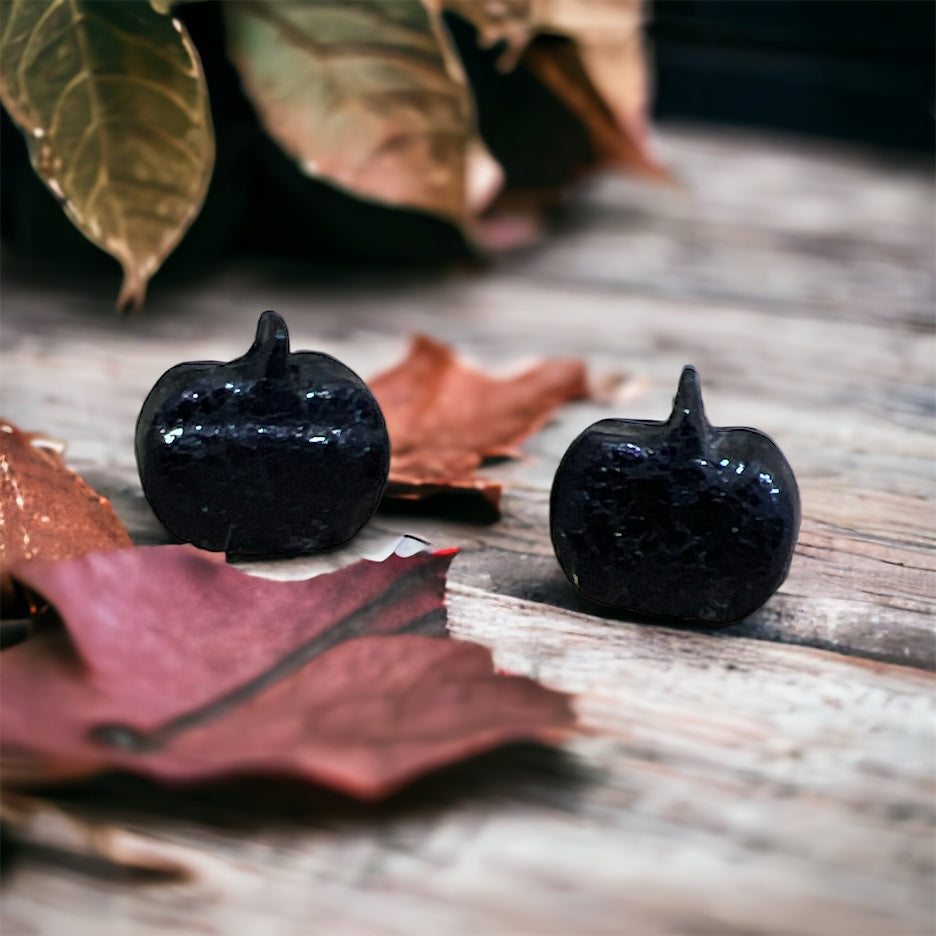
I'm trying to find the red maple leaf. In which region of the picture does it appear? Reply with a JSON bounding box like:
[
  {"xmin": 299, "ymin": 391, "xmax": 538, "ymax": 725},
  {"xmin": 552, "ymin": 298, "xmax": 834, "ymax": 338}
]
[{"xmin": 1, "ymin": 545, "xmax": 572, "ymax": 799}]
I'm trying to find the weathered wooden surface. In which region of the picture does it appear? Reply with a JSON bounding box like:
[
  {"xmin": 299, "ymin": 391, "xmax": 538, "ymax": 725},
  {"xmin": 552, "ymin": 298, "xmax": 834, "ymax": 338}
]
[{"xmin": 1, "ymin": 126, "xmax": 934, "ymax": 935}]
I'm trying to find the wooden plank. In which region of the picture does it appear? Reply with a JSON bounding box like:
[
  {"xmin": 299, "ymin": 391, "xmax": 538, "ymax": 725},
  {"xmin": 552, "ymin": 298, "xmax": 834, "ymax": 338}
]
[
  {"xmin": 2, "ymin": 588, "xmax": 932, "ymax": 936},
  {"xmin": 1, "ymin": 125, "xmax": 933, "ymax": 935},
  {"xmin": 3, "ymin": 269, "xmax": 934, "ymax": 666}
]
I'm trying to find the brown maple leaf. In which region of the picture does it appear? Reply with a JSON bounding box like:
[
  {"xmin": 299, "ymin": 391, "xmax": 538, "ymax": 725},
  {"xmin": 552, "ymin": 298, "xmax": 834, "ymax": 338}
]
[
  {"xmin": 1, "ymin": 545, "xmax": 572, "ymax": 799},
  {"xmin": 370, "ymin": 335, "xmax": 588, "ymax": 516},
  {"xmin": 0, "ymin": 420, "xmax": 132, "ymax": 614}
]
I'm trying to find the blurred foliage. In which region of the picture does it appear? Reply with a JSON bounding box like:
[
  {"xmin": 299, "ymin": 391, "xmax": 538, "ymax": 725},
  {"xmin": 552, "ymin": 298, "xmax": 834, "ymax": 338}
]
[{"xmin": 0, "ymin": 0, "xmax": 661, "ymax": 309}]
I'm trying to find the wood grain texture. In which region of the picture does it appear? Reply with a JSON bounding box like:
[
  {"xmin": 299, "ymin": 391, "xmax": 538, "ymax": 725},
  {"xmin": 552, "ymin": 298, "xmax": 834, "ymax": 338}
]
[{"xmin": 1, "ymin": 125, "xmax": 933, "ymax": 935}]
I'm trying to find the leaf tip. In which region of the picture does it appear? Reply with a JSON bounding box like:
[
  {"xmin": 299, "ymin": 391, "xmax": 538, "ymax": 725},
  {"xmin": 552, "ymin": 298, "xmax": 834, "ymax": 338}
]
[{"xmin": 116, "ymin": 267, "xmax": 147, "ymax": 314}]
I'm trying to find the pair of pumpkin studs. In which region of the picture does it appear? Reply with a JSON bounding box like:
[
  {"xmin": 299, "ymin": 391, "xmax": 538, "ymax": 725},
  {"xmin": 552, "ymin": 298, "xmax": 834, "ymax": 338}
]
[{"xmin": 137, "ymin": 312, "xmax": 800, "ymax": 625}]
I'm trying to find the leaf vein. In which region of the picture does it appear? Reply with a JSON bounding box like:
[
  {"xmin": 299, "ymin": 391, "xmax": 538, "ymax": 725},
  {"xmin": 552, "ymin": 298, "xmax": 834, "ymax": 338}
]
[
  {"xmin": 0, "ymin": 0, "xmax": 25, "ymax": 49},
  {"xmin": 72, "ymin": 72, "xmax": 200, "ymax": 123},
  {"xmin": 120, "ymin": 205, "xmax": 186, "ymax": 227},
  {"xmin": 17, "ymin": 0, "xmax": 72, "ymax": 111},
  {"xmin": 243, "ymin": 0, "xmax": 447, "ymax": 77},
  {"xmin": 292, "ymin": 0, "xmax": 440, "ymax": 51},
  {"xmin": 46, "ymin": 67, "xmax": 91, "ymax": 140},
  {"xmin": 79, "ymin": 5, "xmax": 195, "ymax": 75},
  {"xmin": 60, "ymin": 0, "xmax": 118, "ymax": 248},
  {"xmin": 62, "ymin": 117, "xmax": 203, "ymax": 204}
]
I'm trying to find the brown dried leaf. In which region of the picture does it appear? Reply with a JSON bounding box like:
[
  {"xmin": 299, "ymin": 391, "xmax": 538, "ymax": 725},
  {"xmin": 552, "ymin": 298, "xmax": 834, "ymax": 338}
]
[
  {"xmin": 1, "ymin": 545, "xmax": 572, "ymax": 799},
  {"xmin": 0, "ymin": 420, "xmax": 131, "ymax": 614},
  {"xmin": 371, "ymin": 336, "xmax": 588, "ymax": 514},
  {"xmin": 446, "ymin": 0, "xmax": 667, "ymax": 178},
  {"xmin": 224, "ymin": 0, "xmax": 502, "ymax": 222},
  {"xmin": 521, "ymin": 37, "xmax": 666, "ymax": 179}
]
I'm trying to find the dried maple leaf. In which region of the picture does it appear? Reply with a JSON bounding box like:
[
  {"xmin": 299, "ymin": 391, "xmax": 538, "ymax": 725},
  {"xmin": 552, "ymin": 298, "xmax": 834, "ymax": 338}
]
[
  {"xmin": 1, "ymin": 545, "xmax": 572, "ymax": 799},
  {"xmin": 370, "ymin": 336, "xmax": 588, "ymax": 515},
  {"xmin": 0, "ymin": 420, "xmax": 132, "ymax": 614}
]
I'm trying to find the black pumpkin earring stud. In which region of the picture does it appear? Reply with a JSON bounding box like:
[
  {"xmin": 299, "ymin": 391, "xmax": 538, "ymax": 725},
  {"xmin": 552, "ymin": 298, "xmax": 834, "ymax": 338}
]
[
  {"xmin": 136, "ymin": 311, "xmax": 390, "ymax": 556},
  {"xmin": 549, "ymin": 365, "xmax": 800, "ymax": 624}
]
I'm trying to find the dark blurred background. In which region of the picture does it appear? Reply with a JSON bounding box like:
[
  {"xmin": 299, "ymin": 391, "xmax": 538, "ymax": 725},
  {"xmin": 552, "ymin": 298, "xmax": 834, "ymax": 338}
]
[{"xmin": 650, "ymin": 0, "xmax": 934, "ymax": 153}]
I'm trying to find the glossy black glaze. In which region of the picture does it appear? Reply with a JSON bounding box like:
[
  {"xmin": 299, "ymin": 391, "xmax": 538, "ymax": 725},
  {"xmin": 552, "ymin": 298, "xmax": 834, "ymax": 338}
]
[
  {"xmin": 550, "ymin": 366, "xmax": 800, "ymax": 624},
  {"xmin": 135, "ymin": 311, "xmax": 390, "ymax": 555}
]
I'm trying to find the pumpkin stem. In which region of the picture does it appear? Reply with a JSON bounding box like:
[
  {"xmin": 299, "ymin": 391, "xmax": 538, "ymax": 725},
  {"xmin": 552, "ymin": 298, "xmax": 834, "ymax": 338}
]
[
  {"xmin": 668, "ymin": 365, "xmax": 708, "ymax": 440},
  {"xmin": 251, "ymin": 310, "xmax": 290, "ymax": 374}
]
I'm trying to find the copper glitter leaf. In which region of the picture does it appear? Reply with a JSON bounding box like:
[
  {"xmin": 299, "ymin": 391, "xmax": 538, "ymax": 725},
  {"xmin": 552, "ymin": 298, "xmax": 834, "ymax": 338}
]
[{"xmin": 0, "ymin": 420, "xmax": 131, "ymax": 614}]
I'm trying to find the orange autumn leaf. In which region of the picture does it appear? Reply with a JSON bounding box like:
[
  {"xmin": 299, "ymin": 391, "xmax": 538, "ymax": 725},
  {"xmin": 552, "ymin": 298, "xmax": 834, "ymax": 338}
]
[
  {"xmin": 0, "ymin": 420, "xmax": 132, "ymax": 613},
  {"xmin": 371, "ymin": 336, "xmax": 588, "ymax": 515}
]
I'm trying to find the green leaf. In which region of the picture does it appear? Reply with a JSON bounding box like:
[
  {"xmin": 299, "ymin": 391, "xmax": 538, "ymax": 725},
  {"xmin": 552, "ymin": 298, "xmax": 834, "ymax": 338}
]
[
  {"xmin": 0, "ymin": 0, "xmax": 214, "ymax": 309},
  {"xmin": 224, "ymin": 0, "xmax": 493, "ymax": 223}
]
